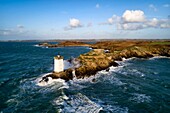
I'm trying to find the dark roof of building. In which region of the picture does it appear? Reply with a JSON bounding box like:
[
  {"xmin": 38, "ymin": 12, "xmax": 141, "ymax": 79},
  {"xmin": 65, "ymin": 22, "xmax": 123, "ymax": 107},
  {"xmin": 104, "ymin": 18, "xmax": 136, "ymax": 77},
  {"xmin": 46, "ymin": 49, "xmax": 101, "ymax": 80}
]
[{"xmin": 54, "ymin": 55, "xmax": 63, "ymax": 59}]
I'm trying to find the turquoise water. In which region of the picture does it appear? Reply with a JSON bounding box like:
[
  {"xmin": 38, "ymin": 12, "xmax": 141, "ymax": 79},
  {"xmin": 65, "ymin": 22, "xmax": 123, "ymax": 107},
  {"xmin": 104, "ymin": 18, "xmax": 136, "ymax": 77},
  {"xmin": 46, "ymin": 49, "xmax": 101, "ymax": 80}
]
[{"xmin": 0, "ymin": 42, "xmax": 170, "ymax": 113}]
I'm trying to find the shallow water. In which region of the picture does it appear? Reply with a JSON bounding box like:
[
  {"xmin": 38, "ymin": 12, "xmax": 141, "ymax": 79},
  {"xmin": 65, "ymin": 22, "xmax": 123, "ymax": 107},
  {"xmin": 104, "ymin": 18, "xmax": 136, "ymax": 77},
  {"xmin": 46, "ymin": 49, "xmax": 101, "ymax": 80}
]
[{"xmin": 0, "ymin": 42, "xmax": 170, "ymax": 113}]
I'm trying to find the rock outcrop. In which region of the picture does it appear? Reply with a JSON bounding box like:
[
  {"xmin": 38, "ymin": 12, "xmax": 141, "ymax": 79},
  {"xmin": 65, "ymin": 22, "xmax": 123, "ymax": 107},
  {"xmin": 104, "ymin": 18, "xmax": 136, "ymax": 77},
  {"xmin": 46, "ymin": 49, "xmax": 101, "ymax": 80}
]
[{"xmin": 46, "ymin": 69, "xmax": 73, "ymax": 81}]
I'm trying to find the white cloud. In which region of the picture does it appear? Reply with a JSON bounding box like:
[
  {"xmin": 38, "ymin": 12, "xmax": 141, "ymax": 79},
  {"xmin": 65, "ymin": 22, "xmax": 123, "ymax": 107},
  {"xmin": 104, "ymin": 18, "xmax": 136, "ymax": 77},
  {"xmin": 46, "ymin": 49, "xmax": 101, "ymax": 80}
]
[
  {"xmin": 160, "ymin": 24, "xmax": 170, "ymax": 28},
  {"xmin": 96, "ymin": 4, "xmax": 100, "ymax": 8},
  {"xmin": 122, "ymin": 10, "xmax": 145, "ymax": 23},
  {"xmin": 146, "ymin": 18, "xmax": 159, "ymax": 27},
  {"xmin": 0, "ymin": 29, "xmax": 11, "ymax": 35},
  {"xmin": 146, "ymin": 18, "xmax": 170, "ymax": 28},
  {"xmin": 17, "ymin": 25, "xmax": 25, "ymax": 33},
  {"xmin": 108, "ymin": 18, "xmax": 114, "ymax": 24},
  {"xmin": 17, "ymin": 25, "xmax": 24, "ymax": 29},
  {"xmin": 112, "ymin": 15, "xmax": 121, "ymax": 23},
  {"xmin": 98, "ymin": 15, "xmax": 121, "ymax": 25},
  {"xmin": 69, "ymin": 18, "xmax": 81, "ymax": 28},
  {"xmin": 160, "ymin": 23, "xmax": 170, "ymax": 28},
  {"xmin": 107, "ymin": 15, "xmax": 122, "ymax": 25},
  {"xmin": 159, "ymin": 19, "xmax": 170, "ymax": 28},
  {"xmin": 102, "ymin": 10, "xmax": 170, "ymax": 30},
  {"xmin": 64, "ymin": 18, "xmax": 82, "ymax": 31},
  {"xmin": 118, "ymin": 23, "xmax": 146, "ymax": 30},
  {"xmin": 0, "ymin": 25, "xmax": 28, "ymax": 36},
  {"xmin": 87, "ymin": 22, "xmax": 92, "ymax": 27},
  {"xmin": 163, "ymin": 4, "xmax": 170, "ymax": 8},
  {"xmin": 149, "ymin": 4, "xmax": 157, "ymax": 11}
]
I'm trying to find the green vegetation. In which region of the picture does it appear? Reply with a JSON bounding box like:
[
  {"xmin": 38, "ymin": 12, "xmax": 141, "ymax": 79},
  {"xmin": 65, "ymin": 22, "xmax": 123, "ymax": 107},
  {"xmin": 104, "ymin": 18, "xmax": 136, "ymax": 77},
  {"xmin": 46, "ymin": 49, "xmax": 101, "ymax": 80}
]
[{"xmin": 150, "ymin": 41, "xmax": 170, "ymax": 45}]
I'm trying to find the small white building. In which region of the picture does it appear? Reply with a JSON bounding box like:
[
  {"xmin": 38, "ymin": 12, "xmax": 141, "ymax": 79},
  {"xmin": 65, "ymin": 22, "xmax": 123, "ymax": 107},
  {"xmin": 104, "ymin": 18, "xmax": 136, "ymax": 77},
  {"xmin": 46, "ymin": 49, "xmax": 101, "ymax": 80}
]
[{"xmin": 54, "ymin": 55, "xmax": 64, "ymax": 73}]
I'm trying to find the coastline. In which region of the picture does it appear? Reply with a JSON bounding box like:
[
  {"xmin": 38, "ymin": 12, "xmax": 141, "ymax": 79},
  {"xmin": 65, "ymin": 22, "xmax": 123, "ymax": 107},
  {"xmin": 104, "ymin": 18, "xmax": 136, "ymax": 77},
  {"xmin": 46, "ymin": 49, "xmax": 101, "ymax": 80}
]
[{"xmin": 38, "ymin": 40, "xmax": 170, "ymax": 81}]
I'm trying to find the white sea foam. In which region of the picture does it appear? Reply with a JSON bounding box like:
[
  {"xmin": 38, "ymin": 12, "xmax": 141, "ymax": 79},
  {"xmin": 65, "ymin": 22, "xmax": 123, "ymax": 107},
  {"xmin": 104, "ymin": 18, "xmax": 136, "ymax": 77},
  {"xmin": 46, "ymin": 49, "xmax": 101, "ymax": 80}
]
[
  {"xmin": 125, "ymin": 57, "xmax": 136, "ymax": 61},
  {"xmin": 98, "ymin": 71, "xmax": 126, "ymax": 86},
  {"xmin": 112, "ymin": 77, "xmax": 126, "ymax": 86},
  {"xmin": 97, "ymin": 69, "xmax": 110, "ymax": 75},
  {"xmin": 114, "ymin": 63, "xmax": 145, "ymax": 77},
  {"xmin": 64, "ymin": 60, "xmax": 73, "ymax": 69},
  {"xmin": 129, "ymin": 84, "xmax": 140, "ymax": 91},
  {"xmin": 68, "ymin": 80, "xmax": 88, "ymax": 91},
  {"xmin": 55, "ymin": 92, "xmax": 69, "ymax": 106},
  {"xmin": 87, "ymin": 98, "xmax": 128, "ymax": 113},
  {"xmin": 122, "ymin": 57, "xmax": 127, "ymax": 61},
  {"xmin": 36, "ymin": 73, "xmax": 52, "ymax": 86},
  {"xmin": 109, "ymin": 66, "xmax": 124, "ymax": 72},
  {"xmin": 36, "ymin": 73, "xmax": 69, "ymax": 90},
  {"xmin": 68, "ymin": 64, "xmax": 126, "ymax": 90},
  {"xmin": 37, "ymin": 77, "xmax": 68, "ymax": 88},
  {"xmin": 5, "ymin": 98, "xmax": 18, "ymax": 105},
  {"xmin": 130, "ymin": 69, "xmax": 145, "ymax": 77},
  {"xmin": 72, "ymin": 71, "xmax": 102, "ymax": 83},
  {"xmin": 101, "ymin": 105, "xmax": 128, "ymax": 113},
  {"xmin": 115, "ymin": 61, "xmax": 127, "ymax": 68},
  {"xmin": 67, "ymin": 75, "xmax": 99, "ymax": 91},
  {"xmin": 34, "ymin": 44, "xmax": 39, "ymax": 47},
  {"xmin": 55, "ymin": 93, "xmax": 102, "ymax": 113},
  {"xmin": 34, "ymin": 44, "xmax": 47, "ymax": 48},
  {"xmin": 33, "ymin": 44, "xmax": 48, "ymax": 48},
  {"xmin": 149, "ymin": 56, "xmax": 170, "ymax": 60},
  {"xmin": 37, "ymin": 77, "xmax": 53, "ymax": 86},
  {"xmin": 129, "ymin": 93, "xmax": 151, "ymax": 103}
]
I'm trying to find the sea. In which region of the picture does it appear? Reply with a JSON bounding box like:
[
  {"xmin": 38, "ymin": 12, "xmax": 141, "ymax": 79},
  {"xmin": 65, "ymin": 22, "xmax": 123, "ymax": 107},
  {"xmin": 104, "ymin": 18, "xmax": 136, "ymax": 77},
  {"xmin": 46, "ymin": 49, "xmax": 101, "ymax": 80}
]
[{"xmin": 0, "ymin": 42, "xmax": 170, "ymax": 113}]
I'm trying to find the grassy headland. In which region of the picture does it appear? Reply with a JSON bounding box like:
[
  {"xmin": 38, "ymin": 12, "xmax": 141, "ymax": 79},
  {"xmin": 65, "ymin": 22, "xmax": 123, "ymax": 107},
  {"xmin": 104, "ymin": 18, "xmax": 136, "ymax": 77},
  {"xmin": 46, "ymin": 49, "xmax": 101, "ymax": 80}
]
[{"xmin": 40, "ymin": 40, "xmax": 170, "ymax": 81}]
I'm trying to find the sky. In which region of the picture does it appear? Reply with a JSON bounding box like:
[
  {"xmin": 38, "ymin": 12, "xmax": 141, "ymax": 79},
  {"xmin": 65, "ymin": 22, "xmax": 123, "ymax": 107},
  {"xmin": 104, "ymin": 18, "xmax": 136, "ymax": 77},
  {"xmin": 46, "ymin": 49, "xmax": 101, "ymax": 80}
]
[{"xmin": 0, "ymin": 0, "xmax": 170, "ymax": 40}]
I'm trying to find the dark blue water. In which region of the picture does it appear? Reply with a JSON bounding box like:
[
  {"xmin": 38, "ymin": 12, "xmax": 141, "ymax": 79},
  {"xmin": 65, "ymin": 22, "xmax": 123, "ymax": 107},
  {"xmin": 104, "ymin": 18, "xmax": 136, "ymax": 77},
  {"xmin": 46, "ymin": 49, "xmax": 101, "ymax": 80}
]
[{"xmin": 0, "ymin": 42, "xmax": 170, "ymax": 113}]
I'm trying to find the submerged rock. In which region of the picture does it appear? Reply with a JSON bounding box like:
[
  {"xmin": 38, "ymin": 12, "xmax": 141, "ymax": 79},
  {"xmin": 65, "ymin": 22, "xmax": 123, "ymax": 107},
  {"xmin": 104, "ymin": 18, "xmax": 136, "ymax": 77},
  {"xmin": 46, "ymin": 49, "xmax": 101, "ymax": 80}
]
[{"xmin": 105, "ymin": 68, "xmax": 110, "ymax": 72}]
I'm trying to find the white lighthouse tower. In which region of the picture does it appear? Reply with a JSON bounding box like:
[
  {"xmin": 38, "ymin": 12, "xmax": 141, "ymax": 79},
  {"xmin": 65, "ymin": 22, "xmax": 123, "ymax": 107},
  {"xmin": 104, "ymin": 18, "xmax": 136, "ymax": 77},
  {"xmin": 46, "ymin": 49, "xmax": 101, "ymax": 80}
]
[{"xmin": 54, "ymin": 55, "xmax": 64, "ymax": 73}]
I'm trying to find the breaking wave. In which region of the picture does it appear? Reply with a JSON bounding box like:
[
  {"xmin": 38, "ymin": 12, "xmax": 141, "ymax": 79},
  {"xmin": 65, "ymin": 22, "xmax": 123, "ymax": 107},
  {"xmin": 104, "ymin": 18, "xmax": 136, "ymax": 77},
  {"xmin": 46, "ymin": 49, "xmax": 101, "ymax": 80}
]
[
  {"xmin": 30, "ymin": 56, "xmax": 168, "ymax": 112},
  {"xmin": 55, "ymin": 93, "xmax": 102, "ymax": 113},
  {"xmin": 149, "ymin": 56, "xmax": 170, "ymax": 60},
  {"xmin": 33, "ymin": 44, "xmax": 39, "ymax": 47},
  {"xmin": 36, "ymin": 73, "xmax": 69, "ymax": 90},
  {"xmin": 54, "ymin": 92, "xmax": 129, "ymax": 113},
  {"xmin": 100, "ymin": 105, "xmax": 128, "ymax": 113},
  {"xmin": 129, "ymin": 93, "xmax": 152, "ymax": 103}
]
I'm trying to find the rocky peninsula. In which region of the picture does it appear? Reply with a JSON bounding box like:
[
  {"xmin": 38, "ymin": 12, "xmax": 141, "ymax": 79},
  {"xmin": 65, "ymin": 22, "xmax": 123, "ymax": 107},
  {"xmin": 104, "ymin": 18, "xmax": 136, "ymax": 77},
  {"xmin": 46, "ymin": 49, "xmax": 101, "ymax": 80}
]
[
  {"xmin": 39, "ymin": 41, "xmax": 90, "ymax": 47},
  {"xmin": 39, "ymin": 40, "xmax": 170, "ymax": 81}
]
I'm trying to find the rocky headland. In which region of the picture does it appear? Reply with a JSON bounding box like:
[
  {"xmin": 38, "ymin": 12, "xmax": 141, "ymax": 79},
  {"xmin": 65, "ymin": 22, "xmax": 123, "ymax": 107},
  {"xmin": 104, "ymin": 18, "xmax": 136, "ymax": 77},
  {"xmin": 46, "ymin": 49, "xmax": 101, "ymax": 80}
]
[
  {"xmin": 39, "ymin": 41, "xmax": 90, "ymax": 47},
  {"xmin": 39, "ymin": 40, "xmax": 170, "ymax": 81}
]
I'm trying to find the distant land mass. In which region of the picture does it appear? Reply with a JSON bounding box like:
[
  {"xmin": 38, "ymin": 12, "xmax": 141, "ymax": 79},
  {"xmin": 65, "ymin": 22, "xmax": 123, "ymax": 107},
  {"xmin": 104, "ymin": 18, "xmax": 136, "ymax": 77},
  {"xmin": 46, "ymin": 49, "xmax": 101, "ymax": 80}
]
[
  {"xmin": 1, "ymin": 39, "xmax": 170, "ymax": 42},
  {"xmin": 38, "ymin": 39, "xmax": 170, "ymax": 81}
]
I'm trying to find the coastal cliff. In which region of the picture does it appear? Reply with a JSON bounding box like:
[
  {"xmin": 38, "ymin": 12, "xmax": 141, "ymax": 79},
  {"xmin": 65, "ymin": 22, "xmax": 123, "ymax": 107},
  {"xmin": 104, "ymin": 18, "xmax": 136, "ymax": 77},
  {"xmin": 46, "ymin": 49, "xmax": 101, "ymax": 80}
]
[{"xmin": 39, "ymin": 40, "xmax": 170, "ymax": 81}]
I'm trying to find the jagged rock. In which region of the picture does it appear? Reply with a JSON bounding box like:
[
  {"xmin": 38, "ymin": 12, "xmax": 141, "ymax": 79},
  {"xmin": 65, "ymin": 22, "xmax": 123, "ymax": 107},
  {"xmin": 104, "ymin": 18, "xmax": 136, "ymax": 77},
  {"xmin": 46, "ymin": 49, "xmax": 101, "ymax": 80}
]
[
  {"xmin": 110, "ymin": 61, "xmax": 119, "ymax": 67},
  {"xmin": 92, "ymin": 78, "xmax": 96, "ymax": 82},
  {"xmin": 105, "ymin": 68, "xmax": 110, "ymax": 72},
  {"xmin": 46, "ymin": 69, "xmax": 73, "ymax": 81}
]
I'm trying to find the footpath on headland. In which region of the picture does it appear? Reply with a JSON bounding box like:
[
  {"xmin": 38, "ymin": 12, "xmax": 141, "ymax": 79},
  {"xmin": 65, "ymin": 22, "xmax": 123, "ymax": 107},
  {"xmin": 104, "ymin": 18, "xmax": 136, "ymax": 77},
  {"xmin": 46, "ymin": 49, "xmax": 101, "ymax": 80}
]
[{"xmin": 39, "ymin": 40, "xmax": 170, "ymax": 81}]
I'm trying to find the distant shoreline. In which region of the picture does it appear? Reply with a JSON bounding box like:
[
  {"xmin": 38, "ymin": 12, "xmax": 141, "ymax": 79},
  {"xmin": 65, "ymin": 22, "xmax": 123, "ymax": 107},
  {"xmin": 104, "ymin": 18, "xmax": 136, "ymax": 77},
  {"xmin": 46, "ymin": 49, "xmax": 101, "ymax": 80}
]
[{"xmin": 1, "ymin": 39, "xmax": 170, "ymax": 42}]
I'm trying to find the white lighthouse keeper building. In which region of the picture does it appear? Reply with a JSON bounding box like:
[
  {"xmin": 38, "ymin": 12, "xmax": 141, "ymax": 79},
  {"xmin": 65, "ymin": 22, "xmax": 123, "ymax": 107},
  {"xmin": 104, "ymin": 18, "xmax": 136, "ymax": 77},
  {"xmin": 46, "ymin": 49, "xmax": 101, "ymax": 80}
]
[{"xmin": 54, "ymin": 55, "xmax": 64, "ymax": 73}]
